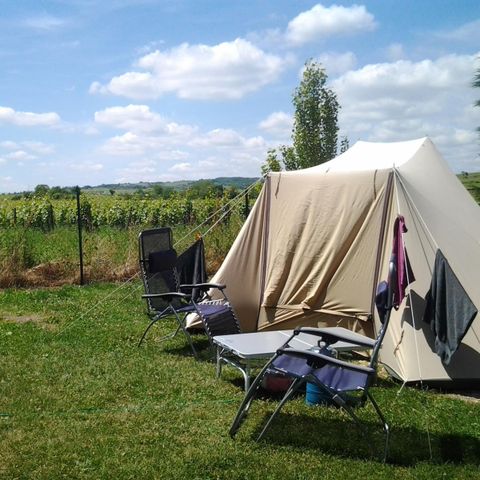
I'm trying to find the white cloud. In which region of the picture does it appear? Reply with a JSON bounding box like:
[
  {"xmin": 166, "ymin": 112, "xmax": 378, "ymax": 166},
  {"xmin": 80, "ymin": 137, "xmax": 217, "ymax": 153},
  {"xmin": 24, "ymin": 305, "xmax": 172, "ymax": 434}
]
[
  {"xmin": 95, "ymin": 104, "xmax": 160, "ymax": 131},
  {"xmin": 84, "ymin": 125, "xmax": 100, "ymax": 135},
  {"xmin": 94, "ymin": 104, "xmax": 196, "ymax": 136},
  {"xmin": 259, "ymin": 111, "xmax": 292, "ymax": 139},
  {"xmin": 386, "ymin": 43, "xmax": 405, "ymax": 62},
  {"xmin": 22, "ymin": 141, "xmax": 55, "ymax": 155},
  {"xmin": 117, "ymin": 159, "xmax": 158, "ymax": 178},
  {"xmin": 189, "ymin": 128, "xmax": 266, "ymax": 151},
  {"xmin": 95, "ymin": 105, "xmax": 200, "ymax": 158},
  {"xmin": 0, "ymin": 141, "xmax": 54, "ymax": 164},
  {"xmin": 114, "ymin": 159, "xmax": 158, "ymax": 183},
  {"xmin": 6, "ymin": 150, "xmax": 36, "ymax": 161},
  {"xmin": 94, "ymin": 102, "xmax": 269, "ymax": 183},
  {"xmin": 316, "ymin": 51, "xmax": 357, "ymax": 76},
  {"xmin": 435, "ymin": 19, "xmax": 480, "ymax": 43},
  {"xmin": 100, "ymin": 132, "xmax": 192, "ymax": 159},
  {"xmin": 101, "ymin": 132, "xmax": 146, "ymax": 156},
  {"xmin": 68, "ymin": 162, "xmax": 104, "ymax": 172},
  {"xmin": 22, "ymin": 14, "xmax": 67, "ymax": 31},
  {"xmin": 0, "ymin": 176, "xmax": 13, "ymax": 188},
  {"xmin": 333, "ymin": 53, "xmax": 480, "ymax": 171},
  {"xmin": 169, "ymin": 162, "xmax": 192, "ymax": 173},
  {"xmin": 156, "ymin": 150, "xmax": 189, "ymax": 161},
  {"xmin": 90, "ymin": 38, "xmax": 289, "ymax": 100},
  {"xmin": 136, "ymin": 40, "xmax": 166, "ymax": 55},
  {"xmin": 334, "ymin": 54, "xmax": 477, "ymax": 107},
  {"xmin": 0, "ymin": 106, "xmax": 60, "ymax": 127},
  {"xmin": 190, "ymin": 129, "xmax": 244, "ymax": 148},
  {"xmin": 285, "ymin": 3, "xmax": 376, "ymax": 46},
  {"xmin": 0, "ymin": 141, "xmax": 18, "ymax": 150}
]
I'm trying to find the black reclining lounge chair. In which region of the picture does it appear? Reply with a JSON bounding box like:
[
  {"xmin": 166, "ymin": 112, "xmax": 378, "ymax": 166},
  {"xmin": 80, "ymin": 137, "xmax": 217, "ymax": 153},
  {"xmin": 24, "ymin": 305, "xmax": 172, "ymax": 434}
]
[{"xmin": 138, "ymin": 228, "xmax": 240, "ymax": 358}]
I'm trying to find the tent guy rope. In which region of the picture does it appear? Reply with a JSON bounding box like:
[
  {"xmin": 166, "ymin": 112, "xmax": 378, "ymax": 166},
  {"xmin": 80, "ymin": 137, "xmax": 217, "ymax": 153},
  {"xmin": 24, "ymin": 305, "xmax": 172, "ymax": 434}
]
[
  {"xmin": 54, "ymin": 179, "xmax": 262, "ymax": 337},
  {"xmin": 393, "ymin": 169, "xmax": 433, "ymax": 459}
]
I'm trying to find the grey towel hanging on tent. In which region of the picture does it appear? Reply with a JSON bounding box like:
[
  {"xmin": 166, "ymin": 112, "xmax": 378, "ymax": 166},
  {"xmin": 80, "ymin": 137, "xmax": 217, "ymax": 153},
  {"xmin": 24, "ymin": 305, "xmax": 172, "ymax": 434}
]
[{"xmin": 423, "ymin": 249, "xmax": 477, "ymax": 365}]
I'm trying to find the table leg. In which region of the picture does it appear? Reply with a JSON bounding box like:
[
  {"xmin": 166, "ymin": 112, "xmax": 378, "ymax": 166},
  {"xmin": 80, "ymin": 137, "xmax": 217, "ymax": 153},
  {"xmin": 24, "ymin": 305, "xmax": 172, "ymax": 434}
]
[{"xmin": 216, "ymin": 346, "xmax": 222, "ymax": 378}]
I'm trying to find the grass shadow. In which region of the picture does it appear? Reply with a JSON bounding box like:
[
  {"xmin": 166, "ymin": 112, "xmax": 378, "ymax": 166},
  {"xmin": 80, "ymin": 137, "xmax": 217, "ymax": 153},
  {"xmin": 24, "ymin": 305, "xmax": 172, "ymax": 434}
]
[
  {"xmin": 162, "ymin": 335, "xmax": 214, "ymax": 361},
  {"xmin": 251, "ymin": 411, "xmax": 480, "ymax": 466}
]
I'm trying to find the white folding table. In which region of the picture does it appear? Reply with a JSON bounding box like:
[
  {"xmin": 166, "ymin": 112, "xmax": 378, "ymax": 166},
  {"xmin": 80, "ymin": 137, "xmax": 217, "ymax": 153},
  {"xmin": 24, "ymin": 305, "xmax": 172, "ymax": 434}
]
[{"xmin": 213, "ymin": 327, "xmax": 375, "ymax": 391}]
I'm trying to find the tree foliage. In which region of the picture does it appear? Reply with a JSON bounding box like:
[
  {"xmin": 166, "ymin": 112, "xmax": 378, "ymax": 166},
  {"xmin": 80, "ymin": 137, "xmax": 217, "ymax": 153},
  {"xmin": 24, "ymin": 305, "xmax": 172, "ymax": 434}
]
[
  {"xmin": 288, "ymin": 60, "xmax": 339, "ymax": 169},
  {"xmin": 261, "ymin": 148, "xmax": 282, "ymax": 176},
  {"xmin": 474, "ymin": 66, "xmax": 480, "ymax": 133},
  {"xmin": 185, "ymin": 180, "xmax": 223, "ymax": 199},
  {"xmin": 339, "ymin": 136, "xmax": 350, "ymax": 154},
  {"xmin": 262, "ymin": 60, "xmax": 341, "ymax": 173}
]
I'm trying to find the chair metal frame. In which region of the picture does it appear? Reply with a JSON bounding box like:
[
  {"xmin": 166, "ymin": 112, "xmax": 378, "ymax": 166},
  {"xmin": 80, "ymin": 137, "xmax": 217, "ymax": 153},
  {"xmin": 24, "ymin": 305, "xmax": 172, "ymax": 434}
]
[
  {"xmin": 229, "ymin": 261, "xmax": 397, "ymax": 462},
  {"xmin": 138, "ymin": 228, "xmax": 238, "ymax": 358}
]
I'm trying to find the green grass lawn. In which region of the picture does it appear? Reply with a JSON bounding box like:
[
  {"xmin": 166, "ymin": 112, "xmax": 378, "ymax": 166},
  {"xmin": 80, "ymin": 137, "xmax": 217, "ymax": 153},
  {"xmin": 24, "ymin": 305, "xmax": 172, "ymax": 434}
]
[{"xmin": 0, "ymin": 283, "xmax": 479, "ymax": 479}]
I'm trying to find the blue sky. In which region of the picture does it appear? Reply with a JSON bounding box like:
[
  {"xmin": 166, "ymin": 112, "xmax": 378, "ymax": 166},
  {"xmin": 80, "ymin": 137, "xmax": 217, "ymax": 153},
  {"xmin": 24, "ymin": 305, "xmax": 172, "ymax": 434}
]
[{"xmin": 1, "ymin": 0, "xmax": 480, "ymax": 192}]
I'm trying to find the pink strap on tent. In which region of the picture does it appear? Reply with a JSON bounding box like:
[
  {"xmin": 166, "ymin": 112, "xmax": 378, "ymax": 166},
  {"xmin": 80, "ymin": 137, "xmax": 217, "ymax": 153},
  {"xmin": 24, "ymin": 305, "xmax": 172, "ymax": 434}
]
[{"xmin": 392, "ymin": 215, "xmax": 415, "ymax": 308}]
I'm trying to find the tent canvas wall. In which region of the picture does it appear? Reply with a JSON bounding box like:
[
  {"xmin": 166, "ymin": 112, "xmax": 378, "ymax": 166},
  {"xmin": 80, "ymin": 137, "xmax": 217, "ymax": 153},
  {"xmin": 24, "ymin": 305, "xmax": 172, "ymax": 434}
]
[{"xmin": 211, "ymin": 137, "xmax": 480, "ymax": 385}]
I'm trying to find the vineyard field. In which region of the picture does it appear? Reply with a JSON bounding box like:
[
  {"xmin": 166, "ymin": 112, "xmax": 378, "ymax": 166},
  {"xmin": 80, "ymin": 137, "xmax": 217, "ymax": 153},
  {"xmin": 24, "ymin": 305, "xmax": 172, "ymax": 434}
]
[
  {"xmin": 0, "ymin": 191, "xmax": 251, "ymax": 287},
  {"xmin": 0, "ymin": 194, "xmax": 250, "ymax": 230}
]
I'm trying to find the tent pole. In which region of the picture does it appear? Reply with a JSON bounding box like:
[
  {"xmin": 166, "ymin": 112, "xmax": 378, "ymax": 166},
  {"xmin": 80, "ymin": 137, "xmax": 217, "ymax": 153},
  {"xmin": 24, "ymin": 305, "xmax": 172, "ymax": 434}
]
[
  {"xmin": 255, "ymin": 176, "xmax": 272, "ymax": 330},
  {"xmin": 369, "ymin": 171, "xmax": 395, "ymax": 334}
]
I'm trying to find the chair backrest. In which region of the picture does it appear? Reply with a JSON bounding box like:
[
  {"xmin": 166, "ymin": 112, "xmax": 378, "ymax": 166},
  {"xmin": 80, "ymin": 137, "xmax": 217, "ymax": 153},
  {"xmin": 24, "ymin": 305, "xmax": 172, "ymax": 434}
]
[
  {"xmin": 370, "ymin": 260, "xmax": 397, "ymax": 370},
  {"xmin": 196, "ymin": 303, "xmax": 241, "ymax": 339},
  {"xmin": 139, "ymin": 228, "xmax": 181, "ymax": 312}
]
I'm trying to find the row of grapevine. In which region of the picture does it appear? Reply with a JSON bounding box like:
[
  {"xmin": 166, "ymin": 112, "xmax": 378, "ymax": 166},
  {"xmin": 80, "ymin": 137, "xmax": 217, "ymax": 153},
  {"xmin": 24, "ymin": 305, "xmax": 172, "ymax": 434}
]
[{"xmin": 0, "ymin": 195, "xmax": 247, "ymax": 230}]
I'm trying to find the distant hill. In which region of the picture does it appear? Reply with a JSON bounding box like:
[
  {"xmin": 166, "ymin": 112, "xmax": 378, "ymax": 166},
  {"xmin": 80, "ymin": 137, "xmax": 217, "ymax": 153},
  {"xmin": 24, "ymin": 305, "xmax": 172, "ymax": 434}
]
[{"xmin": 83, "ymin": 177, "xmax": 259, "ymax": 194}]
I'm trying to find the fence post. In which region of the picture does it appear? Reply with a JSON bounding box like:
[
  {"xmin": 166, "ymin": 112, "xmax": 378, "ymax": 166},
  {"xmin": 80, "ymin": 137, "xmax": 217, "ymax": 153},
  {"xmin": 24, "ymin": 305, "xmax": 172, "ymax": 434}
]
[
  {"xmin": 76, "ymin": 186, "xmax": 84, "ymax": 285},
  {"xmin": 47, "ymin": 203, "xmax": 55, "ymax": 231},
  {"xmin": 244, "ymin": 191, "xmax": 250, "ymax": 219}
]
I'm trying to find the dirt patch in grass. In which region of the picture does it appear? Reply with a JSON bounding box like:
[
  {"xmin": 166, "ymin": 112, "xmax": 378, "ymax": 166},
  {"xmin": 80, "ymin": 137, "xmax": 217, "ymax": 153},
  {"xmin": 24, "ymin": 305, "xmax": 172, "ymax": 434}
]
[
  {"xmin": 0, "ymin": 261, "xmax": 139, "ymax": 288},
  {"xmin": 443, "ymin": 391, "xmax": 480, "ymax": 403},
  {"xmin": 0, "ymin": 312, "xmax": 57, "ymax": 331},
  {"xmin": 25, "ymin": 262, "xmax": 77, "ymax": 286},
  {"xmin": 0, "ymin": 261, "xmax": 76, "ymax": 288}
]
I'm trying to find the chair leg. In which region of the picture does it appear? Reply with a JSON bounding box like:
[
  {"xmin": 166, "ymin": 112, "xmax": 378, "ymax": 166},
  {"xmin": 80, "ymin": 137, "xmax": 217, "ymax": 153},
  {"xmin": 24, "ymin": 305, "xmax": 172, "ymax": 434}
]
[
  {"xmin": 229, "ymin": 357, "xmax": 276, "ymax": 438},
  {"xmin": 367, "ymin": 391, "xmax": 390, "ymax": 462},
  {"xmin": 256, "ymin": 377, "xmax": 305, "ymax": 441},
  {"xmin": 172, "ymin": 310, "xmax": 198, "ymax": 360},
  {"xmin": 138, "ymin": 307, "xmax": 172, "ymax": 347},
  {"xmin": 138, "ymin": 317, "xmax": 161, "ymax": 347},
  {"xmin": 165, "ymin": 324, "xmax": 181, "ymax": 339},
  {"xmin": 244, "ymin": 363, "xmax": 251, "ymax": 392},
  {"xmin": 216, "ymin": 346, "xmax": 223, "ymax": 378}
]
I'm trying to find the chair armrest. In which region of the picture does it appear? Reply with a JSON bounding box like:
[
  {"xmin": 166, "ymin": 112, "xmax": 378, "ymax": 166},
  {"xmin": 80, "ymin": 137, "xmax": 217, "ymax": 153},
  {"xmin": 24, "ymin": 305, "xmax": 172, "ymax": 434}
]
[
  {"xmin": 142, "ymin": 292, "xmax": 190, "ymax": 300},
  {"xmin": 180, "ymin": 283, "xmax": 226, "ymax": 291},
  {"xmin": 277, "ymin": 348, "xmax": 375, "ymax": 375},
  {"xmin": 294, "ymin": 327, "xmax": 376, "ymax": 349}
]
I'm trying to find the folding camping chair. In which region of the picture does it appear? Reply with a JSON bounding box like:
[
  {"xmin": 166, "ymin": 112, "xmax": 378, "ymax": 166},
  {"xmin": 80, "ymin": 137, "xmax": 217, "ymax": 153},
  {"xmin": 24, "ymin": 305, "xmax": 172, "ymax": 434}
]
[
  {"xmin": 229, "ymin": 260, "xmax": 397, "ymax": 462},
  {"xmin": 138, "ymin": 228, "xmax": 240, "ymax": 358}
]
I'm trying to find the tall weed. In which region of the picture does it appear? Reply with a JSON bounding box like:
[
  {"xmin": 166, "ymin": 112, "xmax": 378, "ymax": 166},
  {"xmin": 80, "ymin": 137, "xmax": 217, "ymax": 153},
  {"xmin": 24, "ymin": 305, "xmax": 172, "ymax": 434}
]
[{"xmin": 0, "ymin": 220, "xmax": 242, "ymax": 287}]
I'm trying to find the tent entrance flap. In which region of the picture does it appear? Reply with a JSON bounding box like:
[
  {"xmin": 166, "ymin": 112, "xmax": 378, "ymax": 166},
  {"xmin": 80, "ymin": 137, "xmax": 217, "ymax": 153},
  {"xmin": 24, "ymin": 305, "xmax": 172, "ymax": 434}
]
[{"xmin": 257, "ymin": 168, "xmax": 391, "ymax": 331}]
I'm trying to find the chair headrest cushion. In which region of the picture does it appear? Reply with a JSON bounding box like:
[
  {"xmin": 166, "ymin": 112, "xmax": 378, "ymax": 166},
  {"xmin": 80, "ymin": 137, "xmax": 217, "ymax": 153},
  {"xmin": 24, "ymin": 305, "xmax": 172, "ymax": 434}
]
[{"xmin": 148, "ymin": 249, "xmax": 178, "ymax": 273}]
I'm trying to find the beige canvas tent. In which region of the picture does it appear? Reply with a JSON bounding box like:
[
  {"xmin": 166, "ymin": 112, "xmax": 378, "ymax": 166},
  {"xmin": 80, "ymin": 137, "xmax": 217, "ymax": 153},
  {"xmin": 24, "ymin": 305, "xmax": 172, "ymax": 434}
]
[{"xmin": 211, "ymin": 137, "xmax": 480, "ymax": 385}]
